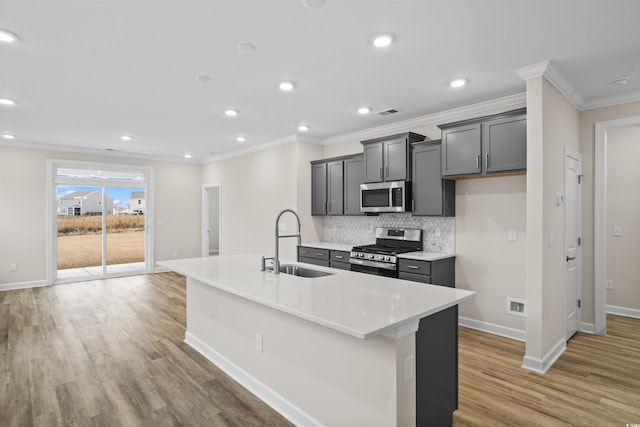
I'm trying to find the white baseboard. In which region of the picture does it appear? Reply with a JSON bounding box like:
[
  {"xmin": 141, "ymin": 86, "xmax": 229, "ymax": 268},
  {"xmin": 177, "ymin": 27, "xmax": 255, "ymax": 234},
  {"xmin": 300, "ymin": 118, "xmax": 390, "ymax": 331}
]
[
  {"xmin": 521, "ymin": 337, "xmax": 566, "ymax": 374},
  {"xmin": 458, "ymin": 316, "xmax": 526, "ymax": 342},
  {"xmin": 579, "ymin": 322, "xmax": 596, "ymax": 334},
  {"xmin": 0, "ymin": 279, "xmax": 48, "ymax": 292},
  {"xmin": 606, "ymin": 304, "xmax": 640, "ymax": 319},
  {"xmin": 184, "ymin": 332, "xmax": 323, "ymax": 427}
]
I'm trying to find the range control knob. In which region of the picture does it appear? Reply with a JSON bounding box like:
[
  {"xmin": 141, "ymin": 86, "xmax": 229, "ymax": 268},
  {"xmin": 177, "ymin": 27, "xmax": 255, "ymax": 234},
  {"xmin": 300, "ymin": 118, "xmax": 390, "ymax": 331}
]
[
  {"xmin": 385, "ymin": 256, "xmax": 391, "ymax": 261},
  {"xmin": 368, "ymin": 254, "xmax": 374, "ymax": 259}
]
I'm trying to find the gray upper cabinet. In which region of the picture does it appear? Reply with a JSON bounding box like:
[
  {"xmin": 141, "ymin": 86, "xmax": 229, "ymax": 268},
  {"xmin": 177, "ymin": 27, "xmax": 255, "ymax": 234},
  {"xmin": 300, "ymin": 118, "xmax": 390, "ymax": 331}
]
[
  {"xmin": 441, "ymin": 124, "xmax": 482, "ymax": 176},
  {"xmin": 311, "ymin": 160, "xmax": 343, "ymax": 215},
  {"xmin": 362, "ymin": 132, "xmax": 425, "ymax": 183},
  {"xmin": 412, "ymin": 141, "xmax": 455, "ymax": 216},
  {"xmin": 311, "ymin": 163, "xmax": 327, "ymax": 215},
  {"xmin": 343, "ymin": 154, "xmax": 364, "ymax": 215},
  {"xmin": 482, "ymin": 114, "xmax": 527, "ymax": 173},
  {"xmin": 440, "ymin": 108, "xmax": 526, "ymax": 178}
]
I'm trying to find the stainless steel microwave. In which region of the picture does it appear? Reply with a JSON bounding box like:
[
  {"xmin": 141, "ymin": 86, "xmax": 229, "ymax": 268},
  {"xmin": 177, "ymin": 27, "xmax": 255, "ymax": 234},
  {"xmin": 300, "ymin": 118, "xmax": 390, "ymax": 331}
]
[{"xmin": 360, "ymin": 181, "xmax": 411, "ymax": 213}]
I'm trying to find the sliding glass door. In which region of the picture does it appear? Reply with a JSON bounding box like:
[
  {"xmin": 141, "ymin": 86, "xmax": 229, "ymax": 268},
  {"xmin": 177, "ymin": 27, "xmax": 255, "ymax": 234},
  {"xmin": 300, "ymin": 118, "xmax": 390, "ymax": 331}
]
[{"xmin": 50, "ymin": 161, "xmax": 152, "ymax": 283}]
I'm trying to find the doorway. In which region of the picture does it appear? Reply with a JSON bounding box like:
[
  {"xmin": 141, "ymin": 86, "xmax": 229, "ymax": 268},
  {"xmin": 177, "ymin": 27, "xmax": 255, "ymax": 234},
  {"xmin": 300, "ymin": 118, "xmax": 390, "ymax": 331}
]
[
  {"xmin": 594, "ymin": 116, "xmax": 640, "ymax": 335},
  {"xmin": 49, "ymin": 160, "xmax": 153, "ymax": 283},
  {"xmin": 202, "ymin": 184, "xmax": 221, "ymax": 256},
  {"xmin": 564, "ymin": 147, "xmax": 582, "ymax": 340}
]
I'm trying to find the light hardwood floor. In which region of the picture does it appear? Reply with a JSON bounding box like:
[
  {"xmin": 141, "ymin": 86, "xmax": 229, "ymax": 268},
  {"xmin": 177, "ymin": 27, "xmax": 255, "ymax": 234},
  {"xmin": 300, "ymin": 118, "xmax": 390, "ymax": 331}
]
[{"xmin": 1, "ymin": 272, "xmax": 639, "ymax": 426}]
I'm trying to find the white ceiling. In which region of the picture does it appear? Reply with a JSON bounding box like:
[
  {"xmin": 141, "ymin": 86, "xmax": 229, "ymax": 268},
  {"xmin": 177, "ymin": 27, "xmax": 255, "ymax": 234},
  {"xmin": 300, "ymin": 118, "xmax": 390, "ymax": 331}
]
[{"xmin": 1, "ymin": 0, "xmax": 639, "ymax": 162}]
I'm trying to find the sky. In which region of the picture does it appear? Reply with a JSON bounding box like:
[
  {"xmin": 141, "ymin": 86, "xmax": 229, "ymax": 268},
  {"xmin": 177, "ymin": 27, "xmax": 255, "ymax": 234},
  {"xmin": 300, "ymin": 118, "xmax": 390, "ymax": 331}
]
[{"xmin": 57, "ymin": 186, "xmax": 144, "ymax": 208}]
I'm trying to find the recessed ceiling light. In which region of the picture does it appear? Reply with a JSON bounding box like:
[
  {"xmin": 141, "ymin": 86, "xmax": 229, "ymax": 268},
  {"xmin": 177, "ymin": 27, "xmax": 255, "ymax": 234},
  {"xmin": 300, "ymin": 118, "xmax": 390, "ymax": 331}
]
[
  {"xmin": 449, "ymin": 78, "xmax": 468, "ymax": 88},
  {"xmin": 2, "ymin": 133, "xmax": 15, "ymax": 139},
  {"xmin": 0, "ymin": 29, "xmax": 19, "ymax": 43},
  {"xmin": 0, "ymin": 98, "xmax": 17, "ymax": 106},
  {"xmin": 184, "ymin": 153, "xmax": 192, "ymax": 159},
  {"xmin": 225, "ymin": 109, "xmax": 238, "ymax": 117},
  {"xmin": 236, "ymin": 136, "xmax": 247, "ymax": 143},
  {"xmin": 298, "ymin": 125, "xmax": 309, "ymax": 132},
  {"xmin": 302, "ymin": 0, "xmax": 326, "ymax": 8},
  {"xmin": 197, "ymin": 75, "xmax": 212, "ymax": 83},
  {"xmin": 372, "ymin": 34, "xmax": 394, "ymax": 48},
  {"xmin": 279, "ymin": 81, "xmax": 295, "ymax": 91},
  {"xmin": 120, "ymin": 135, "xmax": 133, "ymax": 141},
  {"xmin": 611, "ymin": 77, "xmax": 630, "ymax": 87},
  {"xmin": 357, "ymin": 107, "xmax": 371, "ymax": 115},
  {"xmin": 237, "ymin": 43, "xmax": 257, "ymax": 54}
]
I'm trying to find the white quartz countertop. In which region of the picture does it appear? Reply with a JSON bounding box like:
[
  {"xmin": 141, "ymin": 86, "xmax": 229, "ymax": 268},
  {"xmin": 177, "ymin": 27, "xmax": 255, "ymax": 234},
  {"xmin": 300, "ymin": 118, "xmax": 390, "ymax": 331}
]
[
  {"xmin": 300, "ymin": 241, "xmax": 360, "ymax": 252},
  {"xmin": 398, "ymin": 251, "xmax": 456, "ymax": 261},
  {"xmin": 159, "ymin": 254, "xmax": 475, "ymax": 340}
]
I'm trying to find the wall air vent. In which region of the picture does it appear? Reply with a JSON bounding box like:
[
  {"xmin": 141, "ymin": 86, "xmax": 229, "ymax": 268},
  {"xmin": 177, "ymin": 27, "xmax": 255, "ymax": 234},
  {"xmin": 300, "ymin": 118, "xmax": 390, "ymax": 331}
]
[{"xmin": 376, "ymin": 108, "xmax": 400, "ymax": 116}]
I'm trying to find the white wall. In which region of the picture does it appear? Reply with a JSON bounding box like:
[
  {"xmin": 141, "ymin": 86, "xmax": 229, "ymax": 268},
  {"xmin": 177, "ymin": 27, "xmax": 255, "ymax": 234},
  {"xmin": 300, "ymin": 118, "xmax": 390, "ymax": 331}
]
[
  {"xmin": 201, "ymin": 141, "xmax": 324, "ymax": 262},
  {"xmin": 579, "ymin": 100, "xmax": 640, "ymax": 323},
  {"xmin": 524, "ymin": 77, "xmax": 580, "ymax": 369},
  {"xmin": 606, "ymin": 125, "xmax": 640, "ymax": 312},
  {"xmin": 0, "ymin": 145, "xmax": 201, "ymax": 285}
]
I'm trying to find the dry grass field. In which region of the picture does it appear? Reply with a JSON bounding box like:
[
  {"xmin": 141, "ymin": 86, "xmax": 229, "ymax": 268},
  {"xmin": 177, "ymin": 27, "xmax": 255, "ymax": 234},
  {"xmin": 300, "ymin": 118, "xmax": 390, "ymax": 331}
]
[{"xmin": 57, "ymin": 215, "xmax": 145, "ymax": 269}]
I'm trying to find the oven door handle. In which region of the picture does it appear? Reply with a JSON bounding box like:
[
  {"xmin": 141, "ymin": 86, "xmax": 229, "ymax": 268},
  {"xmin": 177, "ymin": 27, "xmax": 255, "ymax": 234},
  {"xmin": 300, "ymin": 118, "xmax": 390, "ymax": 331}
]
[{"xmin": 349, "ymin": 258, "xmax": 397, "ymax": 270}]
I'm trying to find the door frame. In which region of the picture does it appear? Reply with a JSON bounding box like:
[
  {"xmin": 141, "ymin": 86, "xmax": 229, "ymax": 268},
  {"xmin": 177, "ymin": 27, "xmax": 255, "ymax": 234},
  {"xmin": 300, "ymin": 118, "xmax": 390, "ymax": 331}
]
[
  {"xmin": 594, "ymin": 115, "xmax": 640, "ymax": 335},
  {"xmin": 47, "ymin": 159, "xmax": 154, "ymax": 284},
  {"xmin": 564, "ymin": 146, "xmax": 582, "ymax": 340},
  {"xmin": 202, "ymin": 182, "xmax": 221, "ymax": 257}
]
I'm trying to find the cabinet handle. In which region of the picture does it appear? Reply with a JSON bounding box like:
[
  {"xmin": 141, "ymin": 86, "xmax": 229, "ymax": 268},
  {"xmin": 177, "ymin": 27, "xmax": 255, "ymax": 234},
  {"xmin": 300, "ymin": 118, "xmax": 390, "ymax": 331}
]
[
  {"xmin": 476, "ymin": 155, "xmax": 480, "ymax": 170},
  {"xmin": 301, "ymin": 250, "xmax": 309, "ymax": 254},
  {"xmin": 380, "ymin": 167, "xmax": 383, "ymax": 180},
  {"xmin": 327, "ymin": 202, "xmax": 331, "ymax": 213},
  {"xmin": 323, "ymin": 202, "xmax": 327, "ymax": 213},
  {"xmin": 412, "ymin": 200, "xmax": 415, "ymax": 211},
  {"xmin": 335, "ymin": 255, "xmax": 343, "ymax": 259},
  {"xmin": 485, "ymin": 153, "xmax": 489, "ymax": 168},
  {"xmin": 385, "ymin": 166, "xmax": 389, "ymax": 178},
  {"xmin": 316, "ymin": 253, "xmax": 324, "ymax": 257},
  {"xmin": 408, "ymin": 265, "xmax": 420, "ymax": 270}
]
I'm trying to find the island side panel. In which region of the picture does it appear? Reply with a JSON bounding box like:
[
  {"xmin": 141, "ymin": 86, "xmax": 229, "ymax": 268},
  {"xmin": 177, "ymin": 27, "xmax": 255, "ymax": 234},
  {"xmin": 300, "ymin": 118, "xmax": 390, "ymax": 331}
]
[
  {"xmin": 415, "ymin": 305, "xmax": 459, "ymax": 427},
  {"xmin": 185, "ymin": 277, "xmax": 415, "ymax": 427}
]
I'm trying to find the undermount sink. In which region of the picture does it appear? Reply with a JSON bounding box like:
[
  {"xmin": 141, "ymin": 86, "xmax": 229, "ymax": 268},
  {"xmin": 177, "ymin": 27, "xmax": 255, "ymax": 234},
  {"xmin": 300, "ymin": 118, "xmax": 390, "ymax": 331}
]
[{"xmin": 279, "ymin": 264, "xmax": 335, "ymax": 278}]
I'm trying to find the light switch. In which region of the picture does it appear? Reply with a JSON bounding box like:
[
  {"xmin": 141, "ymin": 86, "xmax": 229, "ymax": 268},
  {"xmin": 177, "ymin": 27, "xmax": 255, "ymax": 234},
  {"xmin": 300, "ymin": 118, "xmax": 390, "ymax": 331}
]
[
  {"xmin": 613, "ymin": 225, "xmax": 622, "ymax": 237},
  {"xmin": 508, "ymin": 230, "xmax": 517, "ymax": 242}
]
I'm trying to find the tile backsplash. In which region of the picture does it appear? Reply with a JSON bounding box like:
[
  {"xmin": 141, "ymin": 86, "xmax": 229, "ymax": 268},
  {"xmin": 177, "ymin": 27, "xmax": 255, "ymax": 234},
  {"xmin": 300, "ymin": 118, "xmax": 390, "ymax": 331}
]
[{"xmin": 323, "ymin": 214, "xmax": 455, "ymax": 253}]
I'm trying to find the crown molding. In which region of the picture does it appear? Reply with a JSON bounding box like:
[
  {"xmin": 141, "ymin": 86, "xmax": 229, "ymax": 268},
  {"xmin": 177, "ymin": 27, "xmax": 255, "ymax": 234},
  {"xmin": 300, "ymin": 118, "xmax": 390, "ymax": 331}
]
[
  {"xmin": 0, "ymin": 139, "xmax": 197, "ymax": 164},
  {"xmin": 322, "ymin": 92, "xmax": 526, "ymax": 146},
  {"xmin": 580, "ymin": 89, "xmax": 640, "ymax": 111},
  {"xmin": 204, "ymin": 135, "xmax": 298, "ymax": 164},
  {"xmin": 515, "ymin": 60, "xmax": 583, "ymax": 110}
]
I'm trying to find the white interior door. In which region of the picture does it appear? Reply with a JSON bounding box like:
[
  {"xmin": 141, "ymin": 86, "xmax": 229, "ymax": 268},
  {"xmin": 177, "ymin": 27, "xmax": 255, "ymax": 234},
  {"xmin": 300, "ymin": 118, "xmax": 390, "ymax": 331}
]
[{"xmin": 564, "ymin": 147, "xmax": 582, "ymax": 340}]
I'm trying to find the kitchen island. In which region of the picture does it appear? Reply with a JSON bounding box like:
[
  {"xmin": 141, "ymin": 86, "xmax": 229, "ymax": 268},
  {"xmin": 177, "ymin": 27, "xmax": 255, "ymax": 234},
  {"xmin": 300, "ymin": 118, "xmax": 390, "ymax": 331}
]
[{"xmin": 159, "ymin": 254, "xmax": 475, "ymax": 427}]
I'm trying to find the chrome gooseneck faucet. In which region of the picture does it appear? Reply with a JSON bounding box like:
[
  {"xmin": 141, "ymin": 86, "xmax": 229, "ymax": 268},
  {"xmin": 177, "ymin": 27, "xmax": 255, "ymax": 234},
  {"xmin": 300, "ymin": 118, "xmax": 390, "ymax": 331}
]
[{"xmin": 261, "ymin": 208, "xmax": 302, "ymax": 274}]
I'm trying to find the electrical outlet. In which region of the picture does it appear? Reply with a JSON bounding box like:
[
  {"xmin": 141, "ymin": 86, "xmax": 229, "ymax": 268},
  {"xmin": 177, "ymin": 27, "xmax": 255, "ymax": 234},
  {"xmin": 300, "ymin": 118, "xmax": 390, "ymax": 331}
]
[
  {"xmin": 508, "ymin": 230, "xmax": 517, "ymax": 242},
  {"xmin": 278, "ymin": 222, "xmax": 287, "ymax": 232},
  {"xmin": 172, "ymin": 250, "xmax": 178, "ymax": 257},
  {"xmin": 403, "ymin": 355, "xmax": 414, "ymax": 384},
  {"xmin": 10, "ymin": 263, "xmax": 17, "ymax": 272},
  {"xmin": 507, "ymin": 297, "xmax": 526, "ymax": 317},
  {"xmin": 434, "ymin": 228, "xmax": 441, "ymax": 237},
  {"xmin": 606, "ymin": 280, "xmax": 614, "ymax": 290},
  {"xmin": 256, "ymin": 334, "xmax": 263, "ymax": 353},
  {"xmin": 613, "ymin": 225, "xmax": 622, "ymax": 237}
]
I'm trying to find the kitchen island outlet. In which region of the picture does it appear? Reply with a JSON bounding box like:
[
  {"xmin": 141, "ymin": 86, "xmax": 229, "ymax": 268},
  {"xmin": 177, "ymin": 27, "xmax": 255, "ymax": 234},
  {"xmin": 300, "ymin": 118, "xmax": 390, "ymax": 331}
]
[{"xmin": 159, "ymin": 254, "xmax": 475, "ymax": 427}]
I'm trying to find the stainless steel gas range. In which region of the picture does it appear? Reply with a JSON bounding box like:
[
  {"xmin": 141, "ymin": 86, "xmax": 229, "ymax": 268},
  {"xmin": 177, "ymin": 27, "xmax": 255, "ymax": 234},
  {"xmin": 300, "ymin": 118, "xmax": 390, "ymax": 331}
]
[{"xmin": 349, "ymin": 227, "xmax": 422, "ymax": 277}]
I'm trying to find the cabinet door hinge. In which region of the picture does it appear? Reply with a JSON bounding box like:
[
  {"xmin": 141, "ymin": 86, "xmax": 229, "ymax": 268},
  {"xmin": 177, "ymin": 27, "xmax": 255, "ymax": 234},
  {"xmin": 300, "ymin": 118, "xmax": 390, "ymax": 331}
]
[
  {"xmin": 577, "ymin": 237, "xmax": 582, "ymax": 246},
  {"xmin": 578, "ymin": 174, "xmax": 583, "ymax": 184},
  {"xmin": 577, "ymin": 299, "xmax": 582, "ymax": 308}
]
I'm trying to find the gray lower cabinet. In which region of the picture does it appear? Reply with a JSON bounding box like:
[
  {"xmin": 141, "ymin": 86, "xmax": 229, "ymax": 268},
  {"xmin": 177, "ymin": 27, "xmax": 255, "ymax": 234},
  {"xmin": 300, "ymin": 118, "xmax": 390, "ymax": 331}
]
[
  {"xmin": 298, "ymin": 246, "xmax": 330, "ymax": 267},
  {"xmin": 311, "ymin": 160, "xmax": 343, "ymax": 215},
  {"xmin": 411, "ymin": 140, "xmax": 455, "ymax": 216},
  {"xmin": 440, "ymin": 108, "xmax": 526, "ymax": 177},
  {"xmin": 398, "ymin": 257, "xmax": 455, "ymax": 287},
  {"xmin": 343, "ymin": 155, "xmax": 364, "ymax": 215},
  {"xmin": 329, "ymin": 250, "xmax": 351, "ymax": 270}
]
